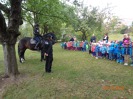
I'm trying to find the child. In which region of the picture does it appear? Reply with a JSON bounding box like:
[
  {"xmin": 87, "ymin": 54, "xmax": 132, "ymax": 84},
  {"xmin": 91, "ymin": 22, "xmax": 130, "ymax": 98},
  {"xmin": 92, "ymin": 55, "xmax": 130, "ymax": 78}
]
[
  {"xmin": 86, "ymin": 42, "xmax": 89, "ymax": 52},
  {"xmin": 77, "ymin": 41, "xmax": 80, "ymax": 51},
  {"xmin": 95, "ymin": 43, "xmax": 100, "ymax": 59},
  {"xmin": 91, "ymin": 43, "xmax": 96, "ymax": 57},
  {"xmin": 82, "ymin": 41, "xmax": 86, "ymax": 51},
  {"xmin": 117, "ymin": 41, "xmax": 124, "ymax": 64},
  {"xmin": 98, "ymin": 42, "xmax": 102, "ymax": 58},
  {"xmin": 70, "ymin": 41, "xmax": 73, "ymax": 50},
  {"xmin": 113, "ymin": 42, "xmax": 118, "ymax": 60},
  {"xmin": 108, "ymin": 42, "xmax": 114, "ymax": 60},
  {"xmin": 60, "ymin": 42, "xmax": 64, "ymax": 49},
  {"xmin": 73, "ymin": 41, "xmax": 77, "ymax": 51},
  {"xmin": 106, "ymin": 43, "xmax": 110, "ymax": 59},
  {"xmin": 80, "ymin": 41, "xmax": 83, "ymax": 51},
  {"xmin": 64, "ymin": 42, "xmax": 67, "ymax": 49},
  {"xmin": 101, "ymin": 43, "xmax": 107, "ymax": 59},
  {"xmin": 67, "ymin": 41, "xmax": 70, "ymax": 50}
]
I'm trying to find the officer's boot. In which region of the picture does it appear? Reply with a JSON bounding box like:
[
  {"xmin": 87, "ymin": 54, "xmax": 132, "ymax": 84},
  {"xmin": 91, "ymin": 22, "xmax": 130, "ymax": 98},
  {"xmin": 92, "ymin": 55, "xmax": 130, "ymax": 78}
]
[{"xmin": 35, "ymin": 42, "xmax": 39, "ymax": 49}]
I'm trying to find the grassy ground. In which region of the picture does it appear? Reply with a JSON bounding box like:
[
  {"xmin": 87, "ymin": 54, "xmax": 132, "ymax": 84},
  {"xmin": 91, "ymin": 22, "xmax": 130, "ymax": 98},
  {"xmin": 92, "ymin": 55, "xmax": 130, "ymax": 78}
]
[
  {"xmin": 0, "ymin": 34, "xmax": 133, "ymax": 99},
  {"xmin": 109, "ymin": 33, "xmax": 133, "ymax": 41},
  {"xmin": 109, "ymin": 33, "xmax": 124, "ymax": 41}
]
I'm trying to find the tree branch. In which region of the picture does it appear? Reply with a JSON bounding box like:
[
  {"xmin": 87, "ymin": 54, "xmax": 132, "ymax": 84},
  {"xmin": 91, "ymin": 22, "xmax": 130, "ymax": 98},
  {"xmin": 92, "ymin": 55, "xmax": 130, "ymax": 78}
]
[
  {"xmin": 22, "ymin": 6, "xmax": 68, "ymax": 22},
  {"xmin": 0, "ymin": 3, "xmax": 10, "ymax": 15},
  {"xmin": 23, "ymin": 17, "xmax": 33, "ymax": 27}
]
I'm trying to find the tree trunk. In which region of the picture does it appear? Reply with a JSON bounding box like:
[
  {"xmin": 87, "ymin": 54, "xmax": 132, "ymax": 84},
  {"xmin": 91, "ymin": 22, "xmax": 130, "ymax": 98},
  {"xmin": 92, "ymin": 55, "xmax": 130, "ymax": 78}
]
[
  {"xmin": 82, "ymin": 32, "xmax": 86, "ymax": 41},
  {"xmin": 43, "ymin": 24, "xmax": 48, "ymax": 34},
  {"xmin": 0, "ymin": 0, "xmax": 22, "ymax": 78},
  {"xmin": 2, "ymin": 43, "xmax": 19, "ymax": 77}
]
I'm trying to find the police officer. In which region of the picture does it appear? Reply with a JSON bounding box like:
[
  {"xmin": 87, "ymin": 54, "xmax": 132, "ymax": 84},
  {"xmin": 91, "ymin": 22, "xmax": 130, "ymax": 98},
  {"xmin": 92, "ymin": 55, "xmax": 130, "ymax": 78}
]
[
  {"xmin": 33, "ymin": 23, "xmax": 42, "ymax": 49},
  {"xmin": 43, "ymin": 34, "xmax": 53, "ymax": 73},
  {"xmin": 90, "ymin": 34, "xmax": 96, "ymax": 43}
]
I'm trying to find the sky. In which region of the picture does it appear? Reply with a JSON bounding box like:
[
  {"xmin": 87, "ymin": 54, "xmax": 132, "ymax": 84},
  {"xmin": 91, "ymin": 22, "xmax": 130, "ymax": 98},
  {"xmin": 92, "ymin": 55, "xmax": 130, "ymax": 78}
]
[{"xmin": 83, "ymin": 0, "xmax": 133, "ymax": 26}]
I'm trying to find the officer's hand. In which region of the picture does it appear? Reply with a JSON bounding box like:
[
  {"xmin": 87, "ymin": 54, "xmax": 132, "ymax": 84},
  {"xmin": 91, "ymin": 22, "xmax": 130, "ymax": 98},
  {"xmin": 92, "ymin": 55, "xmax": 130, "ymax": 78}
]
[{"xmin": 44, "ymin": 53, "xmax": 48, "ymax": 56}]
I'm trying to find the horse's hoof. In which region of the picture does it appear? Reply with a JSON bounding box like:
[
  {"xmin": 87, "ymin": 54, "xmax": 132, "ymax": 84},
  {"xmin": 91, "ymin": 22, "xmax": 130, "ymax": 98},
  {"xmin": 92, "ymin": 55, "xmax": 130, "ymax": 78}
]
[
  {"xmin": 20, "ymin": 61, "xmax": 23, "ymax": 63},
  {"xmin": 20, "ymin": 58, "xmax": 25, "ymax": 63}
]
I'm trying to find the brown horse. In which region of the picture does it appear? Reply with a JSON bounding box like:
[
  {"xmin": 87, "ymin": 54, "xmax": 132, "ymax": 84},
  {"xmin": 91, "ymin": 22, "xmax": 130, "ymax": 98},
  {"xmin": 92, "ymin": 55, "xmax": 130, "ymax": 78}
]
[{"xmin": 18, "ymin": 33, "xmax": 56, "ymax": 63}]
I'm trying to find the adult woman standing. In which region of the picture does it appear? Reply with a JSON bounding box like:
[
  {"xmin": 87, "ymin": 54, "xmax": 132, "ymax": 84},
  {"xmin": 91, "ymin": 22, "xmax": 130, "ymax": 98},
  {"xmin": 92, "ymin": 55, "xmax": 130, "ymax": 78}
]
[{"xmin": 103, "ymin": 33, "xmax": 109, "ymax": 43}]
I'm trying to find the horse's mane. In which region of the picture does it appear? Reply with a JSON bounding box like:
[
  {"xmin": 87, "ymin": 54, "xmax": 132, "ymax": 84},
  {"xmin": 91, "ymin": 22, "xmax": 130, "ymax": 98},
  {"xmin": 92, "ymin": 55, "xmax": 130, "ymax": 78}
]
[
  {"xmin": 19, "ymin": 37, "xmax": 32, "ymax": 42},
  {"xmin": 43, "ymin": 32, "xmax": 56, "ymax": 40}
]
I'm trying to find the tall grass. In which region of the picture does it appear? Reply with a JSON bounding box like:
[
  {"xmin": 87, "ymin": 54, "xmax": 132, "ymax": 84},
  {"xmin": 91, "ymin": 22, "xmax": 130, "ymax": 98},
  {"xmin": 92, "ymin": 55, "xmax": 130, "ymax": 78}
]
[{"xmin": 0, "ymin": 34, "xmax": 133, "ymax": 99}]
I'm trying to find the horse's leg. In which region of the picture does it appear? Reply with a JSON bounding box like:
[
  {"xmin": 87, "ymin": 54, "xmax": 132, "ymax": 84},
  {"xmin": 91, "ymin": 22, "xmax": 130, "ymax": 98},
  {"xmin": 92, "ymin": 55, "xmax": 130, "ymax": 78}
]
[
  {"xmin": 18, "ymin": 45, "xmax": 26, "ymax": 63},
  {"xmin": 19, "ymin": 50, "xmax": 25, "ymax": 63},
  {"xmin": 22, "ymin": 49, "xmax": 26, "ymax": 61},
  {"xmin": 18, "ymin": 45, "xmax": 22, "ymax": 63},
  {"xmin": 20, "ymin": 49, "xmax": 26, "ymax": 63}
]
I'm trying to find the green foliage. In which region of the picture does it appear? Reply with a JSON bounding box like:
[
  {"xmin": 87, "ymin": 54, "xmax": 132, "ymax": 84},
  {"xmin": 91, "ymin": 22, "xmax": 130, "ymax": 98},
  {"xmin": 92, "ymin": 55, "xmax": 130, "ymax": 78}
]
[
  {"xmin": 60, "ymin": 23, "xmax": 77, "ymax": 41},
  {"xmin": 120, "ymin": 27, "xmax": 128, "ymax": 34},
  {"xmin": 61, "ymin": 37, "xmax": 70, "ymax": 42},
  {"xmin": 20, "ymin": 0, "xmax": 129, "ymax": 41},
  {"xmin": 71, "ymin": 2, "xmax": 106, "ymax": 41},
  {"xmin": 20, "ymin": 0, "xmax": 118, "ymax": 41},
  {"xmin": 22, "ymin": 0, "xmax": 76, "ymax": 35},
  {"xmin": 18, "ymin": 22, "xmax": 33, "ymax": 40}
]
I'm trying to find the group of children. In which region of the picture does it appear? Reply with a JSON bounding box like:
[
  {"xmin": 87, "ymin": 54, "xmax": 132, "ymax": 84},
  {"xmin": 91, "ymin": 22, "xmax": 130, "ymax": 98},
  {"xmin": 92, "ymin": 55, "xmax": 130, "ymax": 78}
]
[
  {"xmin": 61, "ymin": 34, "xmax": 133, "ymax": 66},
  {"xmin": 90, "ymin": 40, "xmax": 133, "ymax": 65},
  {"xmin": 61, "ymin": 41, "xmax": 89, "ymax": 51}
]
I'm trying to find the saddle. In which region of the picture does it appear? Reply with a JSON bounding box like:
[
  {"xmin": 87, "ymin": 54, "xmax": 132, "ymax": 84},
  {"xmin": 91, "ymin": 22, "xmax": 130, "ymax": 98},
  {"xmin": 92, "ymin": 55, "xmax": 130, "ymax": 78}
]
[
  {"xmin": 30, "ymin": 36, "xmax": 42, "ymax": 44},
  {"xmin": 30, "ymin": 38, "xmax": 36, "ymax": 44}
]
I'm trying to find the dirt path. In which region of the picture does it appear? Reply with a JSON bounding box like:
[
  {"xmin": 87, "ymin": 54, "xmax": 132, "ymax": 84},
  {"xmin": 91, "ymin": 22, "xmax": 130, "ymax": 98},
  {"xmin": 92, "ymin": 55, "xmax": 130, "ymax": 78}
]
[
  {"xmin": 0, "ymin": 76, "xmax": 13, "ymax": 97},
  {"xmin": 0, "ymin": 74, "xmax": 27, "ymax": 98}
]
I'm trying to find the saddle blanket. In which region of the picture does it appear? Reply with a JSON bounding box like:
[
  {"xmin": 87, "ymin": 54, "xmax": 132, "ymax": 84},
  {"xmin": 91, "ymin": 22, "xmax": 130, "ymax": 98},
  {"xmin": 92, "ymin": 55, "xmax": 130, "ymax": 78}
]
[{"xmin": 30, "ymin": 39, "xmax": 36, "ymax": 44}]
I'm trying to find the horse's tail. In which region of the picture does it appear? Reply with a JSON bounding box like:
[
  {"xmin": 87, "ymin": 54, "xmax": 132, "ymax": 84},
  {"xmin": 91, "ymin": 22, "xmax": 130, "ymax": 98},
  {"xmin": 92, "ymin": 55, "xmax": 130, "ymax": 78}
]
[{"xmin": 18, "ymin": 41, "xmax": 21, "ymax": 57}]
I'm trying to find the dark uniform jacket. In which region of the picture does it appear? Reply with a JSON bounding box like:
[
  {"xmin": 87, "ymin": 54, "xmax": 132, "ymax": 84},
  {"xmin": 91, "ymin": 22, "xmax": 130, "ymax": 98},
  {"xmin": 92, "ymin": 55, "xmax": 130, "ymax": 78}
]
[
  {"xmin": 43, "ymin": 40, "xmax": 53, "ymax": 55},
  {"xmin": 33, "ymin": 27, "xmax": 42, "ymax": 42}
]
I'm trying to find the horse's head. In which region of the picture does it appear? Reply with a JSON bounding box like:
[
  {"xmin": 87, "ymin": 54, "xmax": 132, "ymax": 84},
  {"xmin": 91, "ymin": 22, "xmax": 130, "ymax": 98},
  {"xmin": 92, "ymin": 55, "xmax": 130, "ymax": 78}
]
[{"xmin": 42, "ymin": 32, "xmax": 56, "ymax": 44}]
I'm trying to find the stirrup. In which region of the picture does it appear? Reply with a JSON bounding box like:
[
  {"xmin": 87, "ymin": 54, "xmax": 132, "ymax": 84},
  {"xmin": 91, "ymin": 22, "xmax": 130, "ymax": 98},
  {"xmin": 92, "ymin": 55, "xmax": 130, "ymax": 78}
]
[{"xmin": 34, "ymin": 46, "xmax": 39, "ymax": 50}]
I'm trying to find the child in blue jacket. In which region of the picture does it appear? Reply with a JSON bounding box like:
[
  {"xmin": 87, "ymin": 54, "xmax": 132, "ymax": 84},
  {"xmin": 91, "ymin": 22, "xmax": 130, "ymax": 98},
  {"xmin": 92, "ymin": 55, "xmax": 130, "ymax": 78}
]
[
  {"xmin": 108, "ymin": 42, "xmax": 114, "ymax": 60},
  {"xmin": 95, "ymin": 43, "xmax": 100, "ymax": 59},
  {"xmin": 116, "ymin": 41, "xmax": 124, "ymax": 63},
  {"xmin": 101, "ymin": 44, "xmax": 107, "ymax": 58},
  {"xmin": 114, "ymin": 42, "xmax": 118, "ymax": 61}
]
